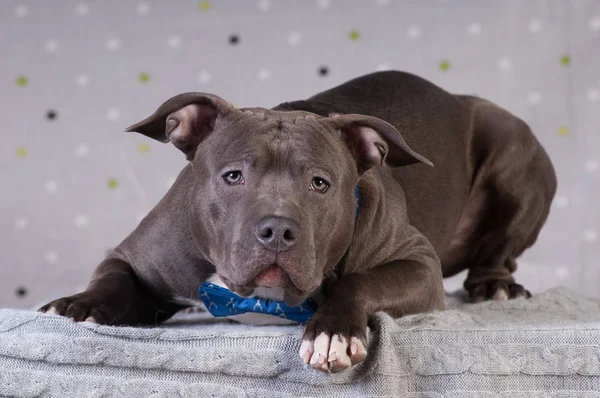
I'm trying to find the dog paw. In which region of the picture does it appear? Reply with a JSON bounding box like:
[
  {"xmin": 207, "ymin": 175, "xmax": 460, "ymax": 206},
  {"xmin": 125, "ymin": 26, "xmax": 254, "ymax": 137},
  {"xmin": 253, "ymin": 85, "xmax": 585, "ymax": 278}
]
[
  {"xmin": 469, "ymin": 281, "xmax": 531, "ymax": 303},
  {"xmin": 299, "ymin": 312, "xmax": 367, "ymax": 373},
  {"xmin": 38, "ymin": 293, "xmax": 115, "ymax": 324}
]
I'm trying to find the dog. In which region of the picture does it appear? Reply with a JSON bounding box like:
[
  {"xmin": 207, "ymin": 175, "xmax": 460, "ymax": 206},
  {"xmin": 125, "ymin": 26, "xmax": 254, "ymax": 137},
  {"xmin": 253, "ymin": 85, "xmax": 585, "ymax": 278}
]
[{"xmin": 40, "ymin": 71, "xmax": 557, "ymax": 373}]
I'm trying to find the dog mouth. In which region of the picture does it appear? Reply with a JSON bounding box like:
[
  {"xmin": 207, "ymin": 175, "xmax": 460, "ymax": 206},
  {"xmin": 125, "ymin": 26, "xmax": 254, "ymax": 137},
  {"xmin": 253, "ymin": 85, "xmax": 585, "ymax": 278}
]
[
  {"xmin": 221, "ymin": 263, "xmax": 311, "ymax": 306},
  {"xmin": 253, "ymin": 263, "xmax": 290, "ymax": 288}
]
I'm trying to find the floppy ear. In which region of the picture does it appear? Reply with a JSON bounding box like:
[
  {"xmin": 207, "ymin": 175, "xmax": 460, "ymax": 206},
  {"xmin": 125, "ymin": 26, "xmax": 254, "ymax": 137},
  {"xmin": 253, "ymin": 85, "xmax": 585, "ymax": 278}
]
[
  {"xmin": 125, "ymin": 92, "xmax": 234, "ymax": 161},
  {"xmin": 329, "ymin": 114, "xmax": 433, "ymax": 173}
]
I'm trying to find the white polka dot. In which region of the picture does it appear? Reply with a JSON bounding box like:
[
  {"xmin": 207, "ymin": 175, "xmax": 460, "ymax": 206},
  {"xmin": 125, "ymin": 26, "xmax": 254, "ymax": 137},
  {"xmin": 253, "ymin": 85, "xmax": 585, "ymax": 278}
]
[
  {"xmin": 136, "ymin": 1, "xmax": 150, "ymax": 15},
  {"xmin": 167, "ymin": 35, "xmax": 182, "ymax": 49},
  {"xmin": 585, "ymin": 159, "xmax": 599, "ymax": 173},
  {"xmin": 589, "ymin": 16, "xmax": 600, "ymax": 31},
  {"xmin": 528, "ymin": 19, "xmax": 542, "ymax": 33},
  {"xmin": 44, "ymin": 39, "xmax": 59, "ymax": 53},
  {"xmin": 106, "ymin": 37, "xmax": 121, "ymax": 51},
  {"xmin": 316, "ymin": 0, "xmax": 331, "ymax": 8},
  {"xmin": 407, "ymin": 25, "xmax": 421, "ymax": 39},
  {"xmin": 198, "ymin": 70, "xmax": 212, "ymax": 84},
  {"xmin": 258, "ymin": 0, "xmax": 271, "ymax": 11},
  {"xmin": 167, "ymin": 176, "xmax": 177, "ymax": 189},
  {"xmin": 15, "ymin": 217, "xmax": 29, "ymax": 230},
  {"xmin": 74, "ymin": 143, "xmax": 90, "ymax": 157},
  {"xmin": 583, "ymin": 228, "xmax": 598, "ymax": 243},
  {"xmin": 553, "ymin": 195, "xmax": 569, "ymax": 209},
  {"xmin": 587, "ymin": 88, "xmax": 599, "ymax": 102},
  {"xmin": 75, "ymin": 3, "xmax": 90, "ymax": 16},
  {"xmin": 44, "ymin": 251, "xmax": 59, "ymax": 265},
  {"xmin": 527, "ymin": 91, "xmax": 542, "ymax": 105},
  {"xmin": 75, "ymin": 73, "xmax": 90, "ymax": 87},
  {"xmin": 14, "ymin": 4, "xmax": 28, "ymax": 17},
  {"xmin": 555, "ymin": 267, "xmax": 569, "ymax": 279},
  {"xmin": 258, "ymin": 68, "xmax": 271, "ymax": 81},
  {"xmin": 106, "ymin": 108, "xmax": 120, "ymax": 122},
  {"xmin": 467, "ymin": 22, "xmax": 482, "ymax": 36},
  {"xmin": 74, "ymin": 214, "xmax": 90, "ymax": 228},
  {"xmin": 287, "ymin": 31, "xmax": 301, "ymax": 46},
  {"xmin": 497, "ymin": 57, "xmax": 512, "ymax": 71},
  {"xmin": 45, "ymin": 180, "xmax": 59, "ymax": 194},
  {"xmin": 376, "ymin": 63, "xmax": 391, "ymax": 71}
]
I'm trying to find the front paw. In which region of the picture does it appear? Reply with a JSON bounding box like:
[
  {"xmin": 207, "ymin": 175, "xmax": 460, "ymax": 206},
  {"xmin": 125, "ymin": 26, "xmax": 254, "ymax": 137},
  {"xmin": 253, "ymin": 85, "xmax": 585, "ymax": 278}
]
[
  {"xmin": 39, "ymin": 292, "xmax": 116, "ymax": 324},
  {"xmin": 299, "ymin": 310, "xmax": 368, "ymax": 373}
]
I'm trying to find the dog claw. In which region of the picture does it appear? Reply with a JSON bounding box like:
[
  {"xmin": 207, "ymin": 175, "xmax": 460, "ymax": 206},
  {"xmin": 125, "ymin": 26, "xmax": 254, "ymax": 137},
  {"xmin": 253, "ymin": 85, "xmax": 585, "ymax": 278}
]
[
  {"xmin": 44, "ymin": 306, "xmax": 58, "ymax": 315},
  {"xmin": 492, "ymin": 287, "xmax": 509, "ymax": 301}
]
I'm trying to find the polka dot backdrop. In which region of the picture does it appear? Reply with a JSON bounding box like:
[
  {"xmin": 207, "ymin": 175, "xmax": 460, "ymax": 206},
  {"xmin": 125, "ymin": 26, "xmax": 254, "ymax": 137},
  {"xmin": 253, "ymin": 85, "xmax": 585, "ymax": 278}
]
[{"xmin": 0, "ymin": 0, "xmax": 599, "ymax": 308}]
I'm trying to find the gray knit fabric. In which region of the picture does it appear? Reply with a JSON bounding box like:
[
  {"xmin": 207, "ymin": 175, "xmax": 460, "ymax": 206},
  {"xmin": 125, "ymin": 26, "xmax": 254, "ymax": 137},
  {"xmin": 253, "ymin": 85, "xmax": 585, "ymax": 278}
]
[{"xmin": 2, "ymin": 288, "xmax": 600, "ymax": 397}]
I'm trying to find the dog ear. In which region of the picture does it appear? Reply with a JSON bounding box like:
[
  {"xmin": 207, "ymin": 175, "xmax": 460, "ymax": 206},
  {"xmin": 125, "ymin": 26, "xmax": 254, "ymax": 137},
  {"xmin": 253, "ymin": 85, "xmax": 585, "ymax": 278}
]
[
  {"xmin": 329, "ymin": 114, "xmax": 433, "ymax": 173},
  {"xmin": 125, "ymin": 93, "xmax": 234, "ymax": 161}
]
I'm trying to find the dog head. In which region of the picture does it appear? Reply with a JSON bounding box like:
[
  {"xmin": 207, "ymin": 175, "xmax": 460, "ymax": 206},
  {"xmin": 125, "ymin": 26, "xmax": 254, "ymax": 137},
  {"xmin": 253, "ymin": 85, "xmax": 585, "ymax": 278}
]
[{"xmin": 126, "ymin": 93, "xmax": 431, "ymax": 305}]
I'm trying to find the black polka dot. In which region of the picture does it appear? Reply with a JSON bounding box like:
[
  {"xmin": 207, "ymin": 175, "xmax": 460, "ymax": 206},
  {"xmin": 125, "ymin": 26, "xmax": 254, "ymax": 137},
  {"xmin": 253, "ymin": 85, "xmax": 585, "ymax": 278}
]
[
  {"xmin": 229, "ymin": 34, "xmax": 240, "ymax": 45},
  {"xmin": 318, "ymin": 66, "xmax": 329, "ymax": 77},
  {"xmin": 16, "ymin": 286, "xmax": 27, "ymax": 298},
  {"xmin": 46, "ymin": 110, "xmax": 57, "ymax": 120}
]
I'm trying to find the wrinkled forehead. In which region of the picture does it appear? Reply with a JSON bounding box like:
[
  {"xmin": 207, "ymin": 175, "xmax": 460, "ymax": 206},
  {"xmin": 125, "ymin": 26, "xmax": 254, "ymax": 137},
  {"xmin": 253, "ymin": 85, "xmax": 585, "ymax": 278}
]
[{"xmin": 202, "ymin": 109, "xmax": 352, "ymax": 172}]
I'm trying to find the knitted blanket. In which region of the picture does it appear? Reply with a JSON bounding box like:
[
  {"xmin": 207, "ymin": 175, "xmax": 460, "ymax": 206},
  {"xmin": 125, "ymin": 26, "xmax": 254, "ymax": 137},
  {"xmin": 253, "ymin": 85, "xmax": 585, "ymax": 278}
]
[{"xmin": 1, "ymin": 287, "xmax": 599, "ymax": 397}]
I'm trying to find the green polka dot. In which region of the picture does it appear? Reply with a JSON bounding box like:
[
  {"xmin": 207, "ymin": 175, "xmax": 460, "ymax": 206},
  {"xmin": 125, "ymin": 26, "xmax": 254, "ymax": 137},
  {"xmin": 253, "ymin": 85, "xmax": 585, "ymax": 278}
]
[
  {"xmin": 558, "ymin": 126, "xmax": 569, "ymax": 136},
  {"xmin": 439, "ymin": 60, "xmax": 451, "ymax": 72},
  {"xmin": 348, "ymin": 30, "xmax": 360, "ymax": 41},
  {"xmin": 107, "ymin": 178, "xmax": 119, "ymax": 190},
  {"xmin": 16, "ymin": 147, "xmax": 27, "ymax": 158},
  {"xmin": 137, "ymin": 143, "xmax": 150, "ymax": 153},
  {"xmin": 199, "ymin": 0, "xmax": 211, "ymax": 12},
  {"xmin": 560, "ymin": 55, "xmax": 571, "ymax": 67},
  {"xmin": 16, "ymin": 75, "xmax": 28, "ymax": 87},
  {"xmin": 138, "ymin": 72, "xmax": 150, "ymax": 84}
]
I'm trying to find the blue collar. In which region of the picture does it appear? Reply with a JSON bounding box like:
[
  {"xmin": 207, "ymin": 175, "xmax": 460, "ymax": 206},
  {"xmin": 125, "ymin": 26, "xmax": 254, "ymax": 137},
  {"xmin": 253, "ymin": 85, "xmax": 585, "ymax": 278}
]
[{"xmin": 198, "ymin": 187, "xmax": 360, "ymax": 324}]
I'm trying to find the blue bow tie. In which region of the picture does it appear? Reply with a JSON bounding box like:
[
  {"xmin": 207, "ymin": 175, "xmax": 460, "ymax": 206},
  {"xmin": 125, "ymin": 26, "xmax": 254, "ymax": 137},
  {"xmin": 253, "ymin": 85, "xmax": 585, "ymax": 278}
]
[
  {"xmin": 198, "ymin": 187, "xmax": 360, "ymax": 324},
  {"xmin": 198, "ymin": 282, "xmax": 318, "ymax": 324}
]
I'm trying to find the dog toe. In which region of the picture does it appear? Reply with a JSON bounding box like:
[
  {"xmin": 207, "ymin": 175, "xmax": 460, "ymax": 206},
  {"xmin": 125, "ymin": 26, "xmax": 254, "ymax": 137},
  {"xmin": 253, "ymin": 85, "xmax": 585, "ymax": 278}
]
[
  {"xmin": 309, "ymin": 332, "xmax": 331, "ymax": 372},
  {"xmin": 299, "ymin": 339, "xmax": 314, "ymax": 365},
  {"xmin": 470, "ymin": 284, "xmax": 489, "ymax": 302},
  {"xmin": 44, "ymin": 306, "xmax": 59, "ymax": 315},
  {"xmin": 491, "ymin": 282, "xmax": 510, "ymax": 301},
  {"xmin": 508, "ymin": 283, "xmax": 530, "ymax": 299},
  {"xmin": 349, "ymin": 337, "xmax": 367, "ymax": 364},
  {"xmin": 328, "ymin": 334, "xmax": 352, "ymax": 373}
]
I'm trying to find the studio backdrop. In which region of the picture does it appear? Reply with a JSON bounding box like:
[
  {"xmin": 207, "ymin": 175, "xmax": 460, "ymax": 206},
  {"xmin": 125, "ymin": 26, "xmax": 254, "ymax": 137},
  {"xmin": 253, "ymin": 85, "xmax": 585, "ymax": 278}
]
[{"xmin": 1, "ymin": 0, "xmax": 599, "ymax": 308}]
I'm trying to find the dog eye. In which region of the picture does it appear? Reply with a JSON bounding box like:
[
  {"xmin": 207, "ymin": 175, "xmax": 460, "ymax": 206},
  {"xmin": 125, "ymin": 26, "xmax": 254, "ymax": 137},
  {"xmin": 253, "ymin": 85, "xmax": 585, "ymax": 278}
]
[
  {"xmin": 310, "ymin": 177, "xmax": 330, "ymax": 193},
  {"xmin": 223, "ymin": 170, "xmax": 244, "ymax": 185}
]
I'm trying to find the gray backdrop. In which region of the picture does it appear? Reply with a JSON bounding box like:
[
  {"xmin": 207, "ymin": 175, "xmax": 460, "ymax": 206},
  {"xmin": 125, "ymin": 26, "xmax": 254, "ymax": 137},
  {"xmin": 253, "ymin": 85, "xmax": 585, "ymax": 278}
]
[{"xmin": 1, "ymin": 0, "xmax": 599, "ymax": 308}]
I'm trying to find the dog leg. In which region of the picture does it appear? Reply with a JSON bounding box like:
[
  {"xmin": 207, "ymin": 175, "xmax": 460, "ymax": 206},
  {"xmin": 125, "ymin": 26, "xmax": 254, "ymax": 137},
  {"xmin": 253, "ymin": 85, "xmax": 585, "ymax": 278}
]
[
  {"xmin": 299, "ymin": 259, "xmax": 444, "ymax": 373},
  {"xmin": 461, "ymin": 98, "xmax": 557, "ymax": 302},
  {"xmin": 39, "ymin": 258, "xmax": 183, "ymax": 325}
]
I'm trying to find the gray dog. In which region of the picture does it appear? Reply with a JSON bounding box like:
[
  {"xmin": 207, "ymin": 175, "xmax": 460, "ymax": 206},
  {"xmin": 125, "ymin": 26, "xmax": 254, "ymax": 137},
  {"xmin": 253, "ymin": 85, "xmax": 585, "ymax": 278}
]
[{"xmin": 40, "ymin": 71, "xmax": 556, "ymax": 373}]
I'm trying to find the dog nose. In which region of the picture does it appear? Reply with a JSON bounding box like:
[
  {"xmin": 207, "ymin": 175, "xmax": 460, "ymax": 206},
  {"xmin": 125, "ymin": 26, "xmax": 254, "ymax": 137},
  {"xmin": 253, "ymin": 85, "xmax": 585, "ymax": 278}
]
[{"xmin": 255, "ymin": 216, "xmax": 300, "ymax": 251}]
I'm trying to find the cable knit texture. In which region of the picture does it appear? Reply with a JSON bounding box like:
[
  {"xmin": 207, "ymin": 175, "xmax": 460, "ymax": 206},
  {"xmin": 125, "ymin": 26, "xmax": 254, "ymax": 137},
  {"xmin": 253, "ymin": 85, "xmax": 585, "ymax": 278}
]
[{"xmin": 1, "ymin": 288, "xmax": 600, "ymax": 397}]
